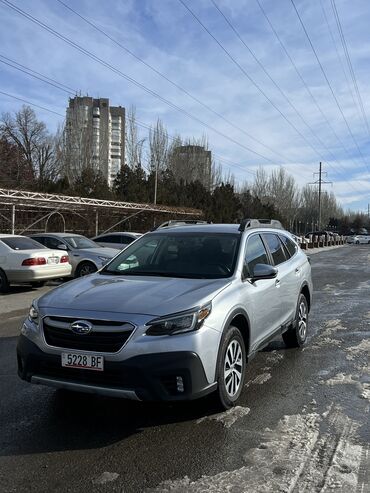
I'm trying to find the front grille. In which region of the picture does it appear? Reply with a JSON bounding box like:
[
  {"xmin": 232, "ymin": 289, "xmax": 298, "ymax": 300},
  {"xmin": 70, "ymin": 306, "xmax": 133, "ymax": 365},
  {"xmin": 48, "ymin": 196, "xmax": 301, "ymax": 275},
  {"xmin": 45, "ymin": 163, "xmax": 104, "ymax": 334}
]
[{"xmin": 42, "ymin": 316, "xmax": 135, "ymax": 353}]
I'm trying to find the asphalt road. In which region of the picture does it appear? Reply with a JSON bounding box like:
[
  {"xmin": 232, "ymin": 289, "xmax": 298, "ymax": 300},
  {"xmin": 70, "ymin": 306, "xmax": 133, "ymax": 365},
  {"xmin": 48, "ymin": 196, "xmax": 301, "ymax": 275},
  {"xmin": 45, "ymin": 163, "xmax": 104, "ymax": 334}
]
[{"xmin": 0, "ymin": 245, "xmax": 369, "ymax": 492}]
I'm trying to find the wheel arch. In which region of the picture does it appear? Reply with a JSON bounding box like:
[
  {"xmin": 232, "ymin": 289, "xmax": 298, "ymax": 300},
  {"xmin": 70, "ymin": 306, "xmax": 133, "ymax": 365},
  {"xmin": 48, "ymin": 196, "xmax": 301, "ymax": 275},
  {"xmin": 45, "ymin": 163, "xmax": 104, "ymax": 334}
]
[
  {"xmin": 300, "ymin": 283, "xmax": 311, "ymax": 312},
  {"xmin": 221, "ymin": 308, "xmax": 251, "ymax": 359},
  {"xmin": 75, "ymin": 259, "xmax": 98, "ymax": 276}
]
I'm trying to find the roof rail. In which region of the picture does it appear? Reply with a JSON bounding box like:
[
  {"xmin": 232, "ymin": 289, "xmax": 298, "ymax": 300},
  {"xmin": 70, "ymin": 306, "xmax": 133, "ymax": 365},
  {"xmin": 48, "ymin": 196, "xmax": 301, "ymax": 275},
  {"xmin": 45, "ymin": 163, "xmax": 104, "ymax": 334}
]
[
  {"xmin": 238, "ymin": 218, "xmax": 284, "ymax": 232},
  {"xmin": 152, "ymin": 219, "xmax": 211, "ymax": 231}
]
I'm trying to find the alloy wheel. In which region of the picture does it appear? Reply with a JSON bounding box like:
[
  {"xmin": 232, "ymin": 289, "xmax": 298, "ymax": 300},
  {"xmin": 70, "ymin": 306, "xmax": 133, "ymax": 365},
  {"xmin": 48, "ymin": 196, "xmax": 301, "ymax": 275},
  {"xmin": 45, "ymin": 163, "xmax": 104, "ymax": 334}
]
[
  {"xmin": 298, "ymin": 301, "xmax": 308, "ymax": 340},
  {"xmin": 224, "ymin": 339, "xmax": 243, "ymax": 397}
]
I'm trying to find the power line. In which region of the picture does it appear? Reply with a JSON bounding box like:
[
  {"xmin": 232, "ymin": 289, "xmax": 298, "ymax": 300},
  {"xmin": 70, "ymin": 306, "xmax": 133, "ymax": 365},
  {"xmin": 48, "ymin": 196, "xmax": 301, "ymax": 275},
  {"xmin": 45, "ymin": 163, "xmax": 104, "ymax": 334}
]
[
  {"xmin": 255, "ymin": 0, "xmax": 365, "ymax": 174},
  {"xmin": 0, "ymin": 54, "xmax": 74, "ymax": 95},
  {"xmin": 0, "ymin": 89, "xmax": 64, "ymax": 116},
  {"xmin": 319, "ymin": 0, "xmax": 362, "ymax": 129},
  {"xmin": 0, "ymin": 0, "xmax": 284, "ymax": 167},
  {"xmin": 0, "ymin": 84, "xmax": 256, "ymax": 178},
  {"xmin": 55, "ymin": 0, "xmax": 292, "ymax": 165},
  {"xmin": 290, "ymin": 0, "xmax": 370, "ymax": 174},
  {"xmin": 209, "ymin": 0, "xmax": 362, "ymax": 194},
  {"xmin": 330, "ymin": 0, "xmax": 370, "ymax": 137},
  {"xmin": 178, "ymin": 0, "xmax": 336, "ymax": 166},
  {"xmin": 308, "ymin": 162, "xmax": 332, "ymax": 230},
  {"xmin": 0, "ymin": 53, "xmax": 256, "ymax": 176}
]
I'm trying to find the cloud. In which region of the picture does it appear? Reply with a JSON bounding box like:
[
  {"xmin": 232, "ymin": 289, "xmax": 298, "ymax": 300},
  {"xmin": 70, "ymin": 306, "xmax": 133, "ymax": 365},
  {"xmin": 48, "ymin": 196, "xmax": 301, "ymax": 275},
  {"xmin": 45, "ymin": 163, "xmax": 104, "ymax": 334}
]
[{"xmin": 0, "ymin": 0, "xmax": 369, "ymax": 210}]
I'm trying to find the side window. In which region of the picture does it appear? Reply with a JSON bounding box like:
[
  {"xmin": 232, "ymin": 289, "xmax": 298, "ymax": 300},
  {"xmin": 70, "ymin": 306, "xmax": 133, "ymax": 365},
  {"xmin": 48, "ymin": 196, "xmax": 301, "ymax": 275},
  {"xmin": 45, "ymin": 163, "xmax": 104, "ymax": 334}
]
[
  {"xmin": 32, "ymin": 236, "xmax": 45, "ymax": 246},
  {"xmin": 97, "ymin": 235, "xmax": 115, "ymax": 243},
  {"xmin": 45, "ymin": 237, "xmax": 64, "ymax": 249},
  {"xmin": 244, "ymin": 234, "xmax": 270, "ymax": 276},
  {"xmin": 120, "ymin": 235, "xmax": 134, "ymax": 245},
  {"xmin": 263, "ymin": 233, "xmax": 287, "ymax": 266},
  {"xmin": 279, "ymin": 235, "xmax": 297, "ymax": 258}
]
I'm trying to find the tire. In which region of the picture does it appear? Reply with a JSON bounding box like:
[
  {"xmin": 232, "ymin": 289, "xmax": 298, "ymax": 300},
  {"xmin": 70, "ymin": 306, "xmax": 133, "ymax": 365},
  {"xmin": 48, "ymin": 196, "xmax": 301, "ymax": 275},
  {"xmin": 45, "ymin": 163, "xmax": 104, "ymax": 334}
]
[
  {"xmin": 213, "ymin": 326, "xmax": 246, "ymax": 410},
  {"xmin": 282, "ymin": 293, "xmax": 309, "ymax": 348},
  {"xmin": 75, "ymin": 261, "xmax": 97, "ymax": 278},
  {"xmin": 30, "ymin": 281, "xmax": 45, "ymax": 288},
  {"xmin": 0, "ymin": 269, "xmax": 10, "ymax": 293}
]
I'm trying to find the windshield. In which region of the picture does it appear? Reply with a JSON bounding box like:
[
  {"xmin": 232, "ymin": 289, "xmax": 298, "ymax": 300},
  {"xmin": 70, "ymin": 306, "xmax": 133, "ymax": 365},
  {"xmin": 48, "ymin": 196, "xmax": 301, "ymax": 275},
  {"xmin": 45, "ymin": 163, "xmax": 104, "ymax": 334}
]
[
  {"xmin": 102, "ymin": 232, "xmax": 240, "ymax": 279},
  {"xmin": 63, "ymin": 236, "xmax": 98, "ymax": 249},
  {"xmin": 1, "ymin": 237, "xmax": 47, "ymax": 251}
]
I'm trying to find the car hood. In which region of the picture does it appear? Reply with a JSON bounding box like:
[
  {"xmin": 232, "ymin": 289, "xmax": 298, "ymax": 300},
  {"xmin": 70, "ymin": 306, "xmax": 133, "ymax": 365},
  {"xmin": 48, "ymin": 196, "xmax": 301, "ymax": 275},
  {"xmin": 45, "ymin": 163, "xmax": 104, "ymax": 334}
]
[
  {"xmin": 38, "ymin": 273, "xmax": 231, "ymax": 316},
  {"xmin": 76, "ymin": 247, "xmax": 119, "ymax": 258}
]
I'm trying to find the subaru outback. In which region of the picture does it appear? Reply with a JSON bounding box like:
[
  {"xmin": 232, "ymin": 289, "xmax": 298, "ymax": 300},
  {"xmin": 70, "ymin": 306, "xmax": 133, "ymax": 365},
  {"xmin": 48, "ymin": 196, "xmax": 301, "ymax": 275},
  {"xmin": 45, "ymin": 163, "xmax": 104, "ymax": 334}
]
[{"xmin": 17, "ymin": 219, "xmax": 312, "ymax": 409}]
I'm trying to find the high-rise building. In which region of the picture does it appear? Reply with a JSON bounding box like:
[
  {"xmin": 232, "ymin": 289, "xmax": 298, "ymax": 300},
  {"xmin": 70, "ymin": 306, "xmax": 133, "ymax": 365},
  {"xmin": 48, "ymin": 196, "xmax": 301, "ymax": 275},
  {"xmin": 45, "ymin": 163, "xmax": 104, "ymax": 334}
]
[
  {"xmin": 65, "ymin": 97, "xmax": 125, "ymax": 187},
  {"xmin": 169, "ymin": 145, "xmax": 212, "ymax": 190}
]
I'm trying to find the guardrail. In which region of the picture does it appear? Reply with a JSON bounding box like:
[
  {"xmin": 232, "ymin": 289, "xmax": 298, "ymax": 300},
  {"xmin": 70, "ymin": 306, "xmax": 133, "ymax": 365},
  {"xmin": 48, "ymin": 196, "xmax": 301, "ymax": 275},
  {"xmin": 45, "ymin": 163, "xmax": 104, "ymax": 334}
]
[{"xmin": 297, "ymin": 235, "xmax": 345, "ymax": 250}]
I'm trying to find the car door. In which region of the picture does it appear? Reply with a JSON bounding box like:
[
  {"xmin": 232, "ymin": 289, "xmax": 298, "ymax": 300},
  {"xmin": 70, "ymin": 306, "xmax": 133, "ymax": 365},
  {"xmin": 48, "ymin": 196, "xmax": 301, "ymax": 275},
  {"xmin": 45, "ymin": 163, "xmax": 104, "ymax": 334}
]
[
  {"xmin": 262, "ymin": 233, "xmax": 297, "ymax": 327},
  {"xmin": 242, "ymin": 233, "xmax": 282, "ymax": 352}
]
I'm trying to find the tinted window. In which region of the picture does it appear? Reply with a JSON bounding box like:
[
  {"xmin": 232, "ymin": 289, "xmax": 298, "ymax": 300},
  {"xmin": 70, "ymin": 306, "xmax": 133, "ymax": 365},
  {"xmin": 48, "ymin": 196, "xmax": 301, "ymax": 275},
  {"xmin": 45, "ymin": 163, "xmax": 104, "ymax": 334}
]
[
  {"xmin": 31, "ymin": 236, "xmax": 46, "ymax": 246},
  {"xmin": 244, "ymin": 234, "xmax": 270, "ymax": 276},
  {"xmin": 96, "ymin": 235, "xmax": 116, "ymax": 243},
  {"xmin": 263, "ymin": 233, "xmax": 287, "ymax": 266},
  {"xmin": 103, "ymin": 233, "xmax": 240, "ymax": 279},
  {"xmin": 63, "ymin": 236, "xmax": 98, "ymax": 249},
  {"xmin": 1, "ymin": 237, "xmax": 47, "ymax": 250},
  {"xmin": 121, "ymin": 235, "xmax": 135, "ymax": 245},
  {"xmin": 44, "ymin": 237, "xmax": 65, "ymax": 249},
  {"xmin": 280, "ymin": 235, "xmax": 297, "ymax": 258}
]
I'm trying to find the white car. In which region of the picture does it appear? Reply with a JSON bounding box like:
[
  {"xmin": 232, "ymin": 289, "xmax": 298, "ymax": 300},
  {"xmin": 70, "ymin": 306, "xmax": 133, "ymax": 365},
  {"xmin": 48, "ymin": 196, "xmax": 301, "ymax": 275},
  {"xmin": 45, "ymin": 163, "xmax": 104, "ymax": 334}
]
[
  {"xmin": 347, "ymin": 234, "xmax": 370, "ymax": 245},
  {"xmin": 0, "ymin": 235, "xmax": 72, "ymax": 292}
]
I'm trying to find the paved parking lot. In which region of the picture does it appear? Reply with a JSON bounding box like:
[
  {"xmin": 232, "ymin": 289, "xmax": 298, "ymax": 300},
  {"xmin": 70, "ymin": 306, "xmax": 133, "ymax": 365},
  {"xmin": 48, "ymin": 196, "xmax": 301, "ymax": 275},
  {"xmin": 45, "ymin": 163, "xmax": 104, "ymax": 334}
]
[{"xmin": 0, "ymin": 245, "xmax": 369, "ymax": 492}]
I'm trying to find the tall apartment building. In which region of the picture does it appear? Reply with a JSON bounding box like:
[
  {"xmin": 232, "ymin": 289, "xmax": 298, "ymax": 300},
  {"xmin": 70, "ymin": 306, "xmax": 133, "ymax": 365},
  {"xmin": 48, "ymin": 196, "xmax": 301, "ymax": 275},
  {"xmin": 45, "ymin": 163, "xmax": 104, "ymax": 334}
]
[
  {"xmin": 65, "ymin": 97, "xmax": 125, "ymax": 187},
  {"xmin": 169, "ymin": 145, "xmax": 212, "ymax": 190}
]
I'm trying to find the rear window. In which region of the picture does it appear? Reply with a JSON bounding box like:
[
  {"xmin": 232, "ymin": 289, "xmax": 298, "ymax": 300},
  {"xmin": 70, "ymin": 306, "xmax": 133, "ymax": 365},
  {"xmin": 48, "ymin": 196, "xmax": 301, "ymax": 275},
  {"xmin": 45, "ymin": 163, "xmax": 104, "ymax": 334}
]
[
  {"xmin": 280, "ymin": 235, "xmax": 298, "ymax": 258},
  {"xmin": 1, "ymin": 237, "xmax": 47, "ymax": 250},
  {"xmin": 263, "ymin": 233, "xmax": 287, "ymax": 266}
]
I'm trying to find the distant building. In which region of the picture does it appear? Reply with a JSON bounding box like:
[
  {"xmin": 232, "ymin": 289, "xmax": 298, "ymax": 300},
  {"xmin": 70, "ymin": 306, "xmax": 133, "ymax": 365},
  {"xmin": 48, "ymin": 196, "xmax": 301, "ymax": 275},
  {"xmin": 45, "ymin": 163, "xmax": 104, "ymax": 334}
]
[
  {"xmin": 170, "ymin": 145, "xmax": 212, "ymax": 190},
  {"xmin": 65, "ymin": 97, "xmax": 125, "ymax": 187}
]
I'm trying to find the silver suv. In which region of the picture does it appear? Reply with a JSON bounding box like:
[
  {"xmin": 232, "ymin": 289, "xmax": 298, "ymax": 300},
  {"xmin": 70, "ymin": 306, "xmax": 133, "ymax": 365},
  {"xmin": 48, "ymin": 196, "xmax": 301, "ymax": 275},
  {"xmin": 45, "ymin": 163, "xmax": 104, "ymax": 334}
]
[{"xmin": 18, "ymin": 220, "xmax": 312, "ymax": 409}]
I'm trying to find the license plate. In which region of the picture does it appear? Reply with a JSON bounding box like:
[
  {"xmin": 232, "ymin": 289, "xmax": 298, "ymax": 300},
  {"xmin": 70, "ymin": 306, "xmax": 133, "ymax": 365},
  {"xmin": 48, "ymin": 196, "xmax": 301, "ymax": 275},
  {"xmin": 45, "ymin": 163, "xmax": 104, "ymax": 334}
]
[
  {"xmin": 61, "ymin": 352, "xmax": 104, "ymax": 371},
  {"xmin": 48, "ymin": 256, "xmax": 59, "ymax": 264}
]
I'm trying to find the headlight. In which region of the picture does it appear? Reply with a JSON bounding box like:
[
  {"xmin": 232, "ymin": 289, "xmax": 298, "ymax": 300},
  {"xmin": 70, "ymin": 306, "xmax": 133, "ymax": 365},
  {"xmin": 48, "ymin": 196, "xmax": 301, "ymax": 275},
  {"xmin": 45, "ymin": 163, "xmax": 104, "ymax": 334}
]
[
  {"xmin": 28, "ymin": 302, "xmax": 39, "ymax": 325},
  {"xmin": 146, "ymin": 303, "xmax": 211, "ymax": 336},
  {"xmin": 98, "ymin": 256, "xmax": 109, "ymax": 262}
]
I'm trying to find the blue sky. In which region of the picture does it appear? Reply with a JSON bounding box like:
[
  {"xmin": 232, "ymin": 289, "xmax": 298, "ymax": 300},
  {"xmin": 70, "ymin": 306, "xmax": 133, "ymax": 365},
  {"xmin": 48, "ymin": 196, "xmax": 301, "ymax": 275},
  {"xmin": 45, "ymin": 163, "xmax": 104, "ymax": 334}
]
[{"xmin": 1, "ymin": 0, "xmax": 370, "ymax": 212}]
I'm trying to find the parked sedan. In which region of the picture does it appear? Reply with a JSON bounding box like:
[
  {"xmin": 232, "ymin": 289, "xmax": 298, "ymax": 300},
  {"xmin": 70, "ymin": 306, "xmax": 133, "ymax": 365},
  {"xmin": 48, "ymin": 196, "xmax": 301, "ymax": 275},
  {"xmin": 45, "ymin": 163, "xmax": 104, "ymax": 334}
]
[
  {"xmin": 0, "ymin": 235, "xmax": 72, "ymax": 292},
  {"xmin": 347, "ymin": 234, "xmax": 370, "ymax": 244},
  {"xmin": 29, "ymin": 233, "xmax": 119, "ymax": 277},
  {"xmin": 92, "ymin": 232, "xmax": 142, "ymax": 250}
]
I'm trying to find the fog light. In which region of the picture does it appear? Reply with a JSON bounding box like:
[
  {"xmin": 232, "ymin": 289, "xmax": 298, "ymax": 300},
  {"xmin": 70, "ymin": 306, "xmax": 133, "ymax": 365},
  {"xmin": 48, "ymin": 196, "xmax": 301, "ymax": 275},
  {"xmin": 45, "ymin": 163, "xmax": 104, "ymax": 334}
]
[{"xmin": 176, "ymin": 376, "xmax": 184, "ymax": 393}]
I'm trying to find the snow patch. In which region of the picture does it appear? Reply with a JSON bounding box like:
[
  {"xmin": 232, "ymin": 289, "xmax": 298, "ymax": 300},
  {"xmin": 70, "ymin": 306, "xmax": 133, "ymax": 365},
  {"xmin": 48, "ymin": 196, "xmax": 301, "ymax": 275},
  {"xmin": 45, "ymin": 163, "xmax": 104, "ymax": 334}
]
[
  {"xmin": 196, "ymin": 406, "xmax": 250, "ymax": 428},
  {"xmin": 246, "ymin": 372, "xmax": 271, "ymax": 387},
  {"xmin": 152, "ymin": 408, "xmax": 364, "ymax": 493},
  {"xmin": 92, "ymin": 472, "xmax": 119, "ymax": 485},
  {"xmin": 346, "ymin": 339, "xmax": 370, "ymax": 360}
]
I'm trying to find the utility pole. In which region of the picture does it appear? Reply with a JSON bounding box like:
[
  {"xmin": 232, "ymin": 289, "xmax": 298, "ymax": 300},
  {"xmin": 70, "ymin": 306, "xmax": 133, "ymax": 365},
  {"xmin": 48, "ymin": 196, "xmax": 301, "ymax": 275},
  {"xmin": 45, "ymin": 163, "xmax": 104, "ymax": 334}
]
[{"xmin": 308, "ymin": 162, "xmax": 332, "ymax": 230}]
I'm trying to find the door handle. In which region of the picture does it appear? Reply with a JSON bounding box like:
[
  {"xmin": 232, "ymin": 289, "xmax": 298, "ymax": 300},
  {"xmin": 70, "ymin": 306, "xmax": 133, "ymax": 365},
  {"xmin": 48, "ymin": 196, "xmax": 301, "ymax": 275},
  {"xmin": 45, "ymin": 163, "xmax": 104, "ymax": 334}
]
[{"xmin": 295, "ymin": 268, "xmax": 300, "ymax": 274}]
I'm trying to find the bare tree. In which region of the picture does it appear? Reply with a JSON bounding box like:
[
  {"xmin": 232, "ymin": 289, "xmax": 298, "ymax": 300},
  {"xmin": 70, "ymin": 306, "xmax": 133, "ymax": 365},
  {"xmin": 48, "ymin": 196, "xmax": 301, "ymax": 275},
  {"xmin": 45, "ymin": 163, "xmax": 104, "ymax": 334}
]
[
  {"xmin": 251, "ymin": 166, "xmax": 269, "ymax": 200},
  {"xmin": 148, "ymin": 119, "xmax": 168, "ymax": 173},
  {"xmin": 0, "ymin": 105, "xmax": 50, "ymax": 181},
  {"xmin": 126, "ymin": 105, "xmax": 145, "ymax": 169}
]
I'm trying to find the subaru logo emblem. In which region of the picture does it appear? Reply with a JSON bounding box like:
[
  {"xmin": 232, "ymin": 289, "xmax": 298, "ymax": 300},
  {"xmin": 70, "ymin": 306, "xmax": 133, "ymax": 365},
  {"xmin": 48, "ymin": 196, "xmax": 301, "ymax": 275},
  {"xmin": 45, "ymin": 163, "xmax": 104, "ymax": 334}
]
[{"xmin": 70, "ymin": 320, "xmax": 93, "ymax": 335}]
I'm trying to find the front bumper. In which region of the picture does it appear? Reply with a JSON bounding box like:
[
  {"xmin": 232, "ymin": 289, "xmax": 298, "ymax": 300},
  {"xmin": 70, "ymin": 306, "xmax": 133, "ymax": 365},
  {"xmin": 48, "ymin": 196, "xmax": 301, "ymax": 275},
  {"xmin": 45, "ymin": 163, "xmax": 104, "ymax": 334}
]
[{"xmin": 17, "ymin": 335, "xmax": 217, "ymax": 401}]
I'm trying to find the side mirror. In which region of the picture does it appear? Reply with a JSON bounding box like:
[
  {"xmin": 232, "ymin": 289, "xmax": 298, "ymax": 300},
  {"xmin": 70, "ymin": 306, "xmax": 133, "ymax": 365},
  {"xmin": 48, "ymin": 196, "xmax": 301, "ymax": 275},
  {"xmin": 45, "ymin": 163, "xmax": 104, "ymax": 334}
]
[
  {"xmin": 252, "ymin": 263, "xmax": 278, "ymax": 282},
  {"xmin": 57, "ymin": 244, "xmax": 68, "ymax": 251}
]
